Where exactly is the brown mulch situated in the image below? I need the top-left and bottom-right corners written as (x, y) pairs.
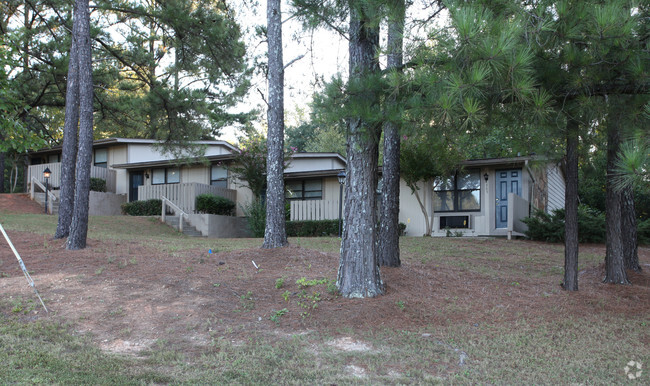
top-left (0, 193), bottom-right (648, 355)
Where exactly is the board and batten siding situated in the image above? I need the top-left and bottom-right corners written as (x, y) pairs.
top-left (546, 163), bottom-right (565, 212)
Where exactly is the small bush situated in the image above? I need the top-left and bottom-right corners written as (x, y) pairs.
top-left (90, 178), bottom-right (106, 192)
top-left (523, 205), bottom-right (606, 243)
top-left (195, 194), bottom-right (235, 216)
top-left (242, 200), bottom-right (266, 237)
top-left (121, 199), bottom-right (162, 216)
top-left (398, 222), bottom-right (407, 236)
top-left (286, 219), bottom-right (339, 237)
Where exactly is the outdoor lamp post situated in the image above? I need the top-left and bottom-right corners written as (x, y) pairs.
top-left (43, 167), bottom-right (51, 214)
top-left (337, 170), bottom-right (346, 237)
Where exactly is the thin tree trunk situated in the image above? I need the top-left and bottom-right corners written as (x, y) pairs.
top-left (337, 2), bottom-right (384, 298)
top-left (67, 0), bottom-right (92, 250)
top-left (0, 151), bottom-right (5, 193)
top-left (378, 0), bottom-right (405, 267)
top-left (55, 5), bottom-right (81, 239)
top-left (621, 187), bottom-right (640, 271)
top-left (262, 0), bottom-right (288, 249)
top-left (603, 105), bottom-right (629, 284)
top-left (563, 119), bottom-right (579, 291)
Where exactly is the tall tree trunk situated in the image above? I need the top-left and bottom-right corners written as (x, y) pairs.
top-left (378, 0), bottom-right (405, 267)
top-left (337, 2), bottom-right (384, 298)
top-left (621, 187), bottom-right (640, 271)
top-left (66, 0), bottom-right (92, 250)
top-left (55, 7), bottom-right (81, 239)
top-left (603, 103), bottom-right (629, 284)
top-left (563, 118), bottom-right (579, 291)
top-left (0, 151), bottom-right (5, 193)
top-left (262, 0), bottom-right (288, 248)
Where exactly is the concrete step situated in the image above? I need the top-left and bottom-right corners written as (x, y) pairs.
top-left (32, 192), bottom-right (59, 214)
top-left (163, 217), bottom-right (204, 237)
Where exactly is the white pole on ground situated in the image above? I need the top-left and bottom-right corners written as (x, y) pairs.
top-left (0, 223), bottom-right (49, 313)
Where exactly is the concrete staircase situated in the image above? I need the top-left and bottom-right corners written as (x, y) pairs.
top-left (164, 216), bottom-right (204, 237)
top-left (32, 192), bottom-right (59, 215)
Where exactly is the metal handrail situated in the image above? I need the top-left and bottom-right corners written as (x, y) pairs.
top-left (161, 195), bottom-right (187, 233)
top-left (30, 177), bottom-right (57, 214)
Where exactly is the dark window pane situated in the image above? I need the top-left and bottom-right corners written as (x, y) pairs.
top-left (458, 170), bottom-right (480, 190)
top-left (433, 191), bottom-right (454, 211)
top-left (458, 190), bottom-right (480, 210)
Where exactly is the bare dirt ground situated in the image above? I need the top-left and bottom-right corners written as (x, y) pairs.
top-left (1, 193), bottom-right (649, 358)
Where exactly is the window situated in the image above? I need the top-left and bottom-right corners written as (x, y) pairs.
top-left (48, 154), bottom-right (60, 163)
top-left (94, 148), bottom-right (107, 168)
top-left (152, 167), bottom-right (180, 185)
top-left (286, 179), bottom-right (322, 200)
top-left (211, 165), bottom-right (228, 188)
top-left (433, 170), bottom-right (481, 212)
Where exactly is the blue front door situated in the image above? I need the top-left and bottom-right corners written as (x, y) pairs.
top-left (495, 169), bottom-right (522, 228)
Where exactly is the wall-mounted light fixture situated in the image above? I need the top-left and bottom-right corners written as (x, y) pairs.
top-left (484, 173), bottom-right (489, 183)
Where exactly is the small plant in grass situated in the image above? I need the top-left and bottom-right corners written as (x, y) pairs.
top-left (282, 290), bottom-right (291, 302)
top-left (213, 283), bottom-right (221, 287)
top-left (269, 308), bottom-right (288, 325)
top-left (396, 300), bottom-right (406, 311)
top-left (296, 277), bottom-right (328, 288)
top-left (129, 258), bottom-right (137, 265)
top-left (326, 280), bottom-right (338, 295)
top-left (239, 291), bottom-right (255, 310)
top-left (297, 290), bottom-right (321, 319)
top-left (95, 266), bottom-right (105, 275)
top-left (275, 277), bottom-right (285, 289)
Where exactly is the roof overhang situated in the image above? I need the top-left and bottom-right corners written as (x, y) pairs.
top-left (460, 155), bottom-right (534, 168)
top-left (284, 168), bottom-right (345, 179)
top-left (111, 154), bottom-right (236, 170)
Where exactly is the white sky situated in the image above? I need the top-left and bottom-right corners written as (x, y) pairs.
top-left (222, 1), bottom-right (349, 144)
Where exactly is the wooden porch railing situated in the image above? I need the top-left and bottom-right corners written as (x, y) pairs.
top-left (30, 177), bottom-right (57, 214)
top-left (28, 162), bottom-right (117, 193)
top-left (289, 199), bottom-right (340, 221)
top-left (138, 183), bottom-right (237, 214)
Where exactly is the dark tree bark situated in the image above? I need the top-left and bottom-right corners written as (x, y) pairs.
top-left (603, 106), bottom-right (629, 284)
top-left (0, 151), bottom-right (5, 193)
top-left (262, 0), bottom-right (288, 249)
top-left (563, 118), bottom-right (579, 291)
top-left (378, 0), bottom-right (405, 268)
top-left (66, 0), bottom-right (93, 250)
top-left (55, 5), bottom-right (81, 239)
top-left (621, 187), bottom-right (640, 271)
top-left (337, 2), bottom-right (384, 298)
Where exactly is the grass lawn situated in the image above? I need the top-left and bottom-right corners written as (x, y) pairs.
top-left (0, 211), bottom-right (648, 384)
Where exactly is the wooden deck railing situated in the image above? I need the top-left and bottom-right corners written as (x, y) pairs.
top-left (289, 200), bottom-right (340, 221)
top-left (138, 183), bottom-right (237, 214)
top-left (28, 163), bottom-right (117, 193)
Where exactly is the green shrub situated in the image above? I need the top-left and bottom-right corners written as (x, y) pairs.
top-left (398, 222), bottom-right (407, 236)
top-left (90, 178), bottom-right (106, 192)
top-left (121, 199), bottom-right (162, 216)
top-left (523, 205), bottom-right (606, 243)
top-left (195, 194), bottom-right (235, 216)
top-left (286, 219), bottom-right (339, 237)
top-left (242, 200), bottom-right (266, 237)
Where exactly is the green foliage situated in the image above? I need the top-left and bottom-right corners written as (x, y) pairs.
top-left (275, 277), bottom-right (285, 289)
top-left (523, 205), bottom-right (606, 243)
top-left (296, 277), bottom-right (328, 288)
top-left (398, 222), bottom-right (407, 236)
top-left (195, 194), bottom-right (235, 216)
top-left (241, 200), bottom-right (266, 237)
top-left (269, 308), bottom-right (288, 325)
top-left (121, 200), bottom-right (162, 216)
top-left (638, 219), bottom-right (650, 245)
top-left (286, 220), bottom-right (339, 237)
top-left (89, 178), bottom-right (106, 192)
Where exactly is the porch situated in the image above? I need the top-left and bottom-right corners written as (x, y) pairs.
top-left (138, 182), bottom-right (237, 215)
top-left (28, 162), bottom-right (117, 193)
